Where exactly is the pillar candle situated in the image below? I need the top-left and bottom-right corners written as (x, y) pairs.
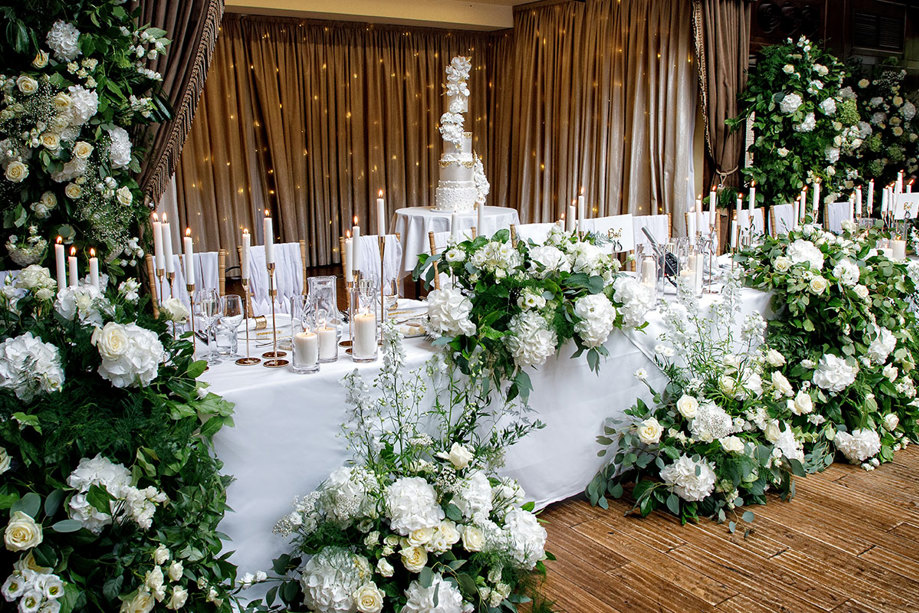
top-left (867, 179), bottom-right (874, 216)
top-left (344, 237), bottom-right (353, 283)
top-left (748, 182), bottom-right (756, 214)
top-left (152, 214), bottom-right (164, 272)
top-left (318, 326), bottom-right (337, 361)
top-left (54, 238), bottom-right (66, 292)
top-left (892, 239), bottom-right (907, 260)
top-left (241, 229), bottom-right (251, 280)
top-left (161, 215), bottom-right (174, 275)
top-left (88, 248), bottom-right (99, 289)
top-left (566, 204), bottom-right (576, 232)
top-left (477, 202), bottom-right (485, 235)
top-left (640, 256), bottom-right (656, 287)
top-left (293, 331), bottom-right (319, 368)
top-left (183, 229), bottom-right (195, 286)
top-left (352, 220), bottom-right (361, 273)
top-left (376, 191), bottom-right (386, 238)
top-left (451, 212), bottom-right (460, 241)
top-left (353, 311), bottom-right (377, 359)
top-left (263, 213), bottom-right (275, 264)
top-left (68, 247), bottom-right (78, 288)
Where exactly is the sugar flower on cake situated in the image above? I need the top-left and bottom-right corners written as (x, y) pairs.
top-left (438, 112), bottom-right (464, 146)
top-left (299, 547), bottom-right (373, 613)
top-left (402, 574), bottom-right (464, 613)
top-left (92, 322), bottom-right (165, 388)
top-left (426, 287), bottom-right (476, 338)
top-left (0, 332), bottom-right (64, 401)
top-left (812, 353), bottom-right (858, 393)
top-left (612, 276), bottom-right (654, 328)
top-left (660, 455), bottom-right (717, 502)
top-left (786, 239), bottom-right (824, 270)
top-left (505, 311), bottom-right (557, 368)
top-left (573, 293), bottom-right (617, 348)
top-left (834, 428), bottom-right (881, 463)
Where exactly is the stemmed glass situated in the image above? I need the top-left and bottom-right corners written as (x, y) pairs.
top-left (195, 289), bottom-right (223, 364)
top-left (219, 295), bottom-right (244, 357)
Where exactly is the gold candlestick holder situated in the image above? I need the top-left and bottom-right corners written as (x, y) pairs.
top-left (187, 284), bottom-right (198, 358)
top-left (378, 236), bottom-right (386, 346)
top-left (236, 279), bottom-right (261, 366)
top-left (340, 279), bottom-right (354, 349)
top-left (263, 262), bottom-right (289, 367)
top-left (166, 272), bottom-right (175, 299)
top-left (155, 268), bottom-right (165, 304)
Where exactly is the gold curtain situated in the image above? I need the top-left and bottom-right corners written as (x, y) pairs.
top-left (178, 16), bottom-right (499, 267)
top-left (693, 0), bottom-right (752, 188)
top-left (492, 0), bottom-right (698, 232)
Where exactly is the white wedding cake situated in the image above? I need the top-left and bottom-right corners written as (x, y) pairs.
top-left (434, 56), bottom-right (489, 213)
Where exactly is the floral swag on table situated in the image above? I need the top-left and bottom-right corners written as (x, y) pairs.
top-left (249, 325), bottom-right (553, 613)
top-left (0, 1), bottom-right (171, 271)
top-left (0, 268), bottom-right (239, 612)
top-left (413, 227), bottom-right (654, 401)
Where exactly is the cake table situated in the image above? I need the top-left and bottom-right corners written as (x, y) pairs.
top-left (393, 205), bottom-right (520, 274)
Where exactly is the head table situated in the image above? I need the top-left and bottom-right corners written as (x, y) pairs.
top-left (202, 286), bottom-right (772, 576)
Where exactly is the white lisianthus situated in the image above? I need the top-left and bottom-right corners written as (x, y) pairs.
top-left (385, 477), bottom-right (445, 535)
top-left (573, 293), bottom-right (617, 348)
top-left (0, 332), bottom-right (64, 401)
top-left (5, 161), bottom-right (28, 183)
top-left (719, 436), bottom-right (745, 453)
top-left (637, 417), bottom-right (663, 445)
top-left (516, 288), bottom-right (546, 311)
top-left (444, 247), bottom-right (464, 263)
top-left (780, 92), bottom-right (803, 114)
top-left (4, 511), bottom-right (43, 552)
top-left (813, 354), bottom-right (858, 393)
top-left (46, 21), bottom-right (81, 61)
top-left (426, 287), bottom-right (475, 338)
top-left (835, 428), bottom-right (881, 463)
top-left (91, 322), bottom-right (164, 388)
top-left (676, 394), bottom-right (698, 419)
top-left (353, 583), bottom-right (384, 613)
top-left (660, 455), bottom-right (716, 502)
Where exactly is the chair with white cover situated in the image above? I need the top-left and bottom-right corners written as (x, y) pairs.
top-left (581, 214), bottom-right (636, 253)
top-left (824, 201), bottom-right (852, 234)
top-left (769, 204), bottom-right (795, 237)
top-left (355, 234), bottom-right (403, 295)
top-left (245, 243), bottom-right (305, 316)
top-left (160, 251), bottom-right (222, 310)
top-left (632, 214), bottom-right (671, 248)
top-left (514, 222), bottom-right (558, 245)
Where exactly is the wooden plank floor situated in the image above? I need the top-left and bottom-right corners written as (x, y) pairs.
top-left (538, 445), bottom-right (919, 612)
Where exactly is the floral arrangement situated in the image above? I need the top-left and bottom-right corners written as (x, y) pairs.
top-left (413, 227), bottom-right (653, 401)
top-left (255, 325), bottom-right (552, 612)
top-left (729, 37), bottom-right (862, 207)
top-left (843, 60), bottom-right (919, 185)
top-left (0, 268), bottom-right (239, 611)
top-left (587, 271), bottom-right (802, 528)
top-left (739, 223), bottom-right (919, 470)
top-left (0, 1), bottom-right (171, 270)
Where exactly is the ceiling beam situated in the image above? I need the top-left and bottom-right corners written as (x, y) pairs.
top-left (224, 0), bottom-right (516, 30)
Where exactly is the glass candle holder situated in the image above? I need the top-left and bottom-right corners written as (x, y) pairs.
top-left (290, 298), bottom-right (319, 374)
top-left (352, 279), bottom-right (378, 362)
top-left (309, 276), bottom-right (342, 362)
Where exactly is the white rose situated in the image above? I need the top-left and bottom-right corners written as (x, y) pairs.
top-left (16, 76), bottom-right (38, 95)
top-left (32, 50), bottom-right (49, 69)
top-left (5, 161), bottom-right (28, 183)
top-left (161, 298), bottom-right (189, 323)
top-left (853, 284), bottom-right (869, 300)
top-left (778, 147), bottom-right (790, 157)
top-left (765, 349), bottom-right (786, 367)
top-left (883, 413), bottom-right (899, 431)
top-left (121, 589), bottom-right (156, 613)
top-left (719, 436), bottom-right (745, 453)
top-left (73, 141), bottom-right (93, 159)
top-left (676, 394), bottom-right (698, 419)
top-left (52, 92), bottom-right (72, 112)
top-left (783, 64), bottom-right (795, 74)
top-left (92, 322), bottom-right (130, 360)
top-left (637, 417), bottom-right (663, 445)
top-left (446, 442), bottom-right (473, 470)
top-left (400, 546), bottom-right (428, 573)
top-left (407, 527), bottom-right (434, 547)
top-left (774, 256), bottom-right (792, 272)
top-left (40, 132), bottom-right (60, 150)
top-left (4, 511), bottom-right (42, 551)
top-left (116, 186), bottom-right (133, 206)
top-left (153, 545), bottom-right (170, 565)
top-left (461, 525), bottom-right (484, 551)
top-left (771, 371), bottom-right (794, 397)
top-left (167, 560), bottom-right (183, 582)
top-left (763, 420), bottom-right (782, 443)
top-left (883, 364), bottom-right (898, 382)
top-left (376, 558), bottom-right (394, 577)
top-left (64, 183), bottom-right (82, 199)
top-left (353, 582), bottom-right (384, 613)
top-left (166, 586), bottom-right (188, 610)
top-left (791, 390), bottom-right (813, 415)
top-left (808, 276), bottom-right (828, 295)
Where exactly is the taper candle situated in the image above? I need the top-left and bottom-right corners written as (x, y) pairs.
top-left (54, 237), bottom-right (66, 292)
top-left (241, 229), bottom-right (251, 280)
top-left (577, 188), bottom-right (586, 226)
top-left (748, 182), bottom-right (756, 214)
top-left (184, 228), bottom-right (195, 286)
top-left (344, 237), bottom-right (353, 283)
top-left (352, 218), bottom-right (361, 273)
top-left (88, 248), bottom-right (99, 289)
top-left (68, 247), bottom-right (78, 288)
top-left (152, 213), bottom-right (164, 272)
top-left (708, 186), bottom-right (717, 228)
top-left (162, 214), bottom-right (174, 275)
top-left (376, 190), bottom-right (386, 238)
top-left (451, 212), bottom-right (460, 241)
top-left (867, 179), bottom-right (875, 216)
top-left (263, 211), bottom-right (275, 264)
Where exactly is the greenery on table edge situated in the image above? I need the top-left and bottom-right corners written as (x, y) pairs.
top-left (247, 324), bottom-right (554, 613)
top-left (0, 270), bottom-right (239, 612)
top-left (412, 227), bottom-right (653, 403)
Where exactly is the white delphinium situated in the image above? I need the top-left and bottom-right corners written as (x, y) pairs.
top-left (867, 327), bottom-right (896, 364)
top-left (812, 353), bottom-right (858, 393)
top-left (92, 322), bottom-right (164, 388)
top-left (780, 93), bottom-right (803, 114)
top-left (505, 311), bottom-right (557, 368)
top-left (46, 21), bottom-right (81, 61)
top-left (612, 276), bottom-right (654, 328)
top-left (660, 455), bottom-right (717, 502)
top-left (470, 241), bottom-right (521, 278)
top-left (452, 470), bottom-right (493, 520)
top-left (426, 287), bottom-right (475, 337)
top-left (0, 332), bottom-right (64, 401)
top-left (786, 239), bottom-right (824, 270)
top-left (299, 547), bottom-right (373, 613)
top-left (319, 466), bottom-right (374, 526)
top-left (688, 401), bottom-right (734, 443)
top-left (834, 428), bottom-right (881, 463)
top-left (402, 574), bottom-right (464, 613)
top-left (573, 293), bottom-right (617, 348)
top-left (106, 126), bottom-right (132, 169)
top-left (54, 284), bottom-right (106, 324)
top-left (385, 477), bottom-right (445, 536)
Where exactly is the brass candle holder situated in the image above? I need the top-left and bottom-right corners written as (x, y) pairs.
top-left (263, 262), bottom-right (289, 367)
top-left (187, 283), bottom-right (197, 358)
top-left (378, 236), bottom-right (386, 346)
top-left (340, 278), bottom-right (354, 349)
top-left (236, 279), bottom-right (261, 366)
top-left (166, 272), bottom-right (175, 299)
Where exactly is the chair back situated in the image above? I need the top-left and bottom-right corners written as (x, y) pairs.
top-left (514, 222), bottom-right (557, 245)
top-left (581, 214), bottom-right (635, 253)
top-left (245, 243), bottom-right (305, 316)
top-left (428, 231), bottom-right (452, 255)
top-left (824, 201), bottom-right (851, 233)
top-left (632, 214), bottom-right (671, 247)
top-left (770, 204), bottom-right (795, 237)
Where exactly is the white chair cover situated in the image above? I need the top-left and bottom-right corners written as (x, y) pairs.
top-left (581, 215), bottom-right (635, 253)
top-left (246, 243), bottom-right (304, 316)
top-left (825, 201), bottom-right (851, 233)
top-left (515, 223), bottom-right (557, 245)
top-left (158, 251), bottom-right (220, 311)
top-left (632, 215), bottom-right (671, 247)
top-left (356, 234), bottom-right (403, 288)
top-left (770, 204), bottom-right (795, 236)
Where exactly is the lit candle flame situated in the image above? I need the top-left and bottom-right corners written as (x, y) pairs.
top-left (162, 213), bottom-right (168, 223)
top-left (264, 210), bottom-right (270, 218)
top-left (152, 212), bottom-right (159, 222)
top-left (70, 247), bottom-right (76, 256)
top-left (346, 230), bottom-right (351, 239)
top-left (579, 186), bottom-right (584, 195)
top-left (185, 228), bottom-right (191, 237)
top-left (353, 215), bottom-right (358, 225)
top-left (378, 189), bottom-right (383, 198)
top-left (56, 236), bottom-right (62, 244)
top-left (90, 248), bottom-right (95, 257)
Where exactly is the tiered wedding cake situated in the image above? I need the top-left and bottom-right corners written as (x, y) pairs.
top-left (434, 56), bottom-right (489, 213)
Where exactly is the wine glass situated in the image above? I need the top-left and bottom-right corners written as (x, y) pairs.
top-left (195, 289), bottom-right (222, 364)
top-left (219, 295), bottom-right (244, 357)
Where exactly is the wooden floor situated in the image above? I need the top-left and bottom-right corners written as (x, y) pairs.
top-left (538, 445), bottom-right (919, 613)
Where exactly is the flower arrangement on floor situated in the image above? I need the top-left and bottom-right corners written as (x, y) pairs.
top-left (0, 268), bottom-right (238, 611)
top-left (587, 271), bottom-right (802, 528)
top-left (0, 1), bottom-right (171, 269)
top-left (843, 60), bottom-right (919, 185)
top-left (729, 36), bottom-right (862, 206)
top-left (256, 325), bottom-right (552, 613)
top-left (739, 223), bottom-right (919, 470)
top-left (413, 227), bottom-right (653, 401)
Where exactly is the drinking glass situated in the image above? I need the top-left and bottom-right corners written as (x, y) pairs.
top-left (218, 295), bottom-right (244, 357)
top-left (196, 289), bottom-right (222, 365)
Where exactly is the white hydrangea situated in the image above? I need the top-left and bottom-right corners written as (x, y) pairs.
top-left (660, 455), bottom-right (717, 502)
top-left (835, 428), bottom-right (881, 463)
top-left (402, 574), bottom-right (464, 613)
top-left (689, 401), bottom-right (734, 443)
top-left (299, 547), bottom-right (372, 613)
top-left (780, 93), bottom-right (803, 114)
top-left (426, 288), bottom-right (475, 337)
top-left (452, 470), bottom-right (493, 520)
top-left (0, 332), bottom-right (64, 401)
top-left (612, 276), bottom-right (654, 328)
top-left (786, 239), bottom-right (824, 270)
top-left (66, 85), bottom-right (98, 126)
top-left (106, 126), bottom-right (132, 169)
top-left (812, 353), bottom-right (858, 393)
top-left (573, 293), bottom-right (617, 348)
top-left (385, 477), bottom-right (445, 536)
top-left (15, 265), bottom-right (56, 300)
top-left (867, 328), bottom-right (896, 364)
top-left (67, 455), bottom-right (165, 533)
top-left (901, 100), bottom-right (916, 121)
top-left (818, 98), bottom-right (836, 115)
top-left (795, 112), bottom-right (816, 133)
top-left (527, 245), bottom-right (571, 277)
top-left (46, 21), bottom-right (81, 61)
top-left (568, 241), bottom-right (606, 276)
top-left (505, 311), bottom-right (557, 368)
top-left (91, 322), bottom-right (164, 388)
top-left (502, 507), bottom-right (547, 569)
top-left (832, 258), bottom-right (859, 286)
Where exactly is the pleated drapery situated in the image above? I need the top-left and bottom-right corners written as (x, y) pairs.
top-left (177, 1), bottom-right (699, 264)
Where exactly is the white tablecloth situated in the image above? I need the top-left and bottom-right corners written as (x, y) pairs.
top-left (205, 285), bottom-right (772, 576)
top-left (393, 206), bottom-right (520, 274)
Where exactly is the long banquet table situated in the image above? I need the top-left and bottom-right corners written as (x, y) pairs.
top-left (203, 286), bottom-right (773, 576)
